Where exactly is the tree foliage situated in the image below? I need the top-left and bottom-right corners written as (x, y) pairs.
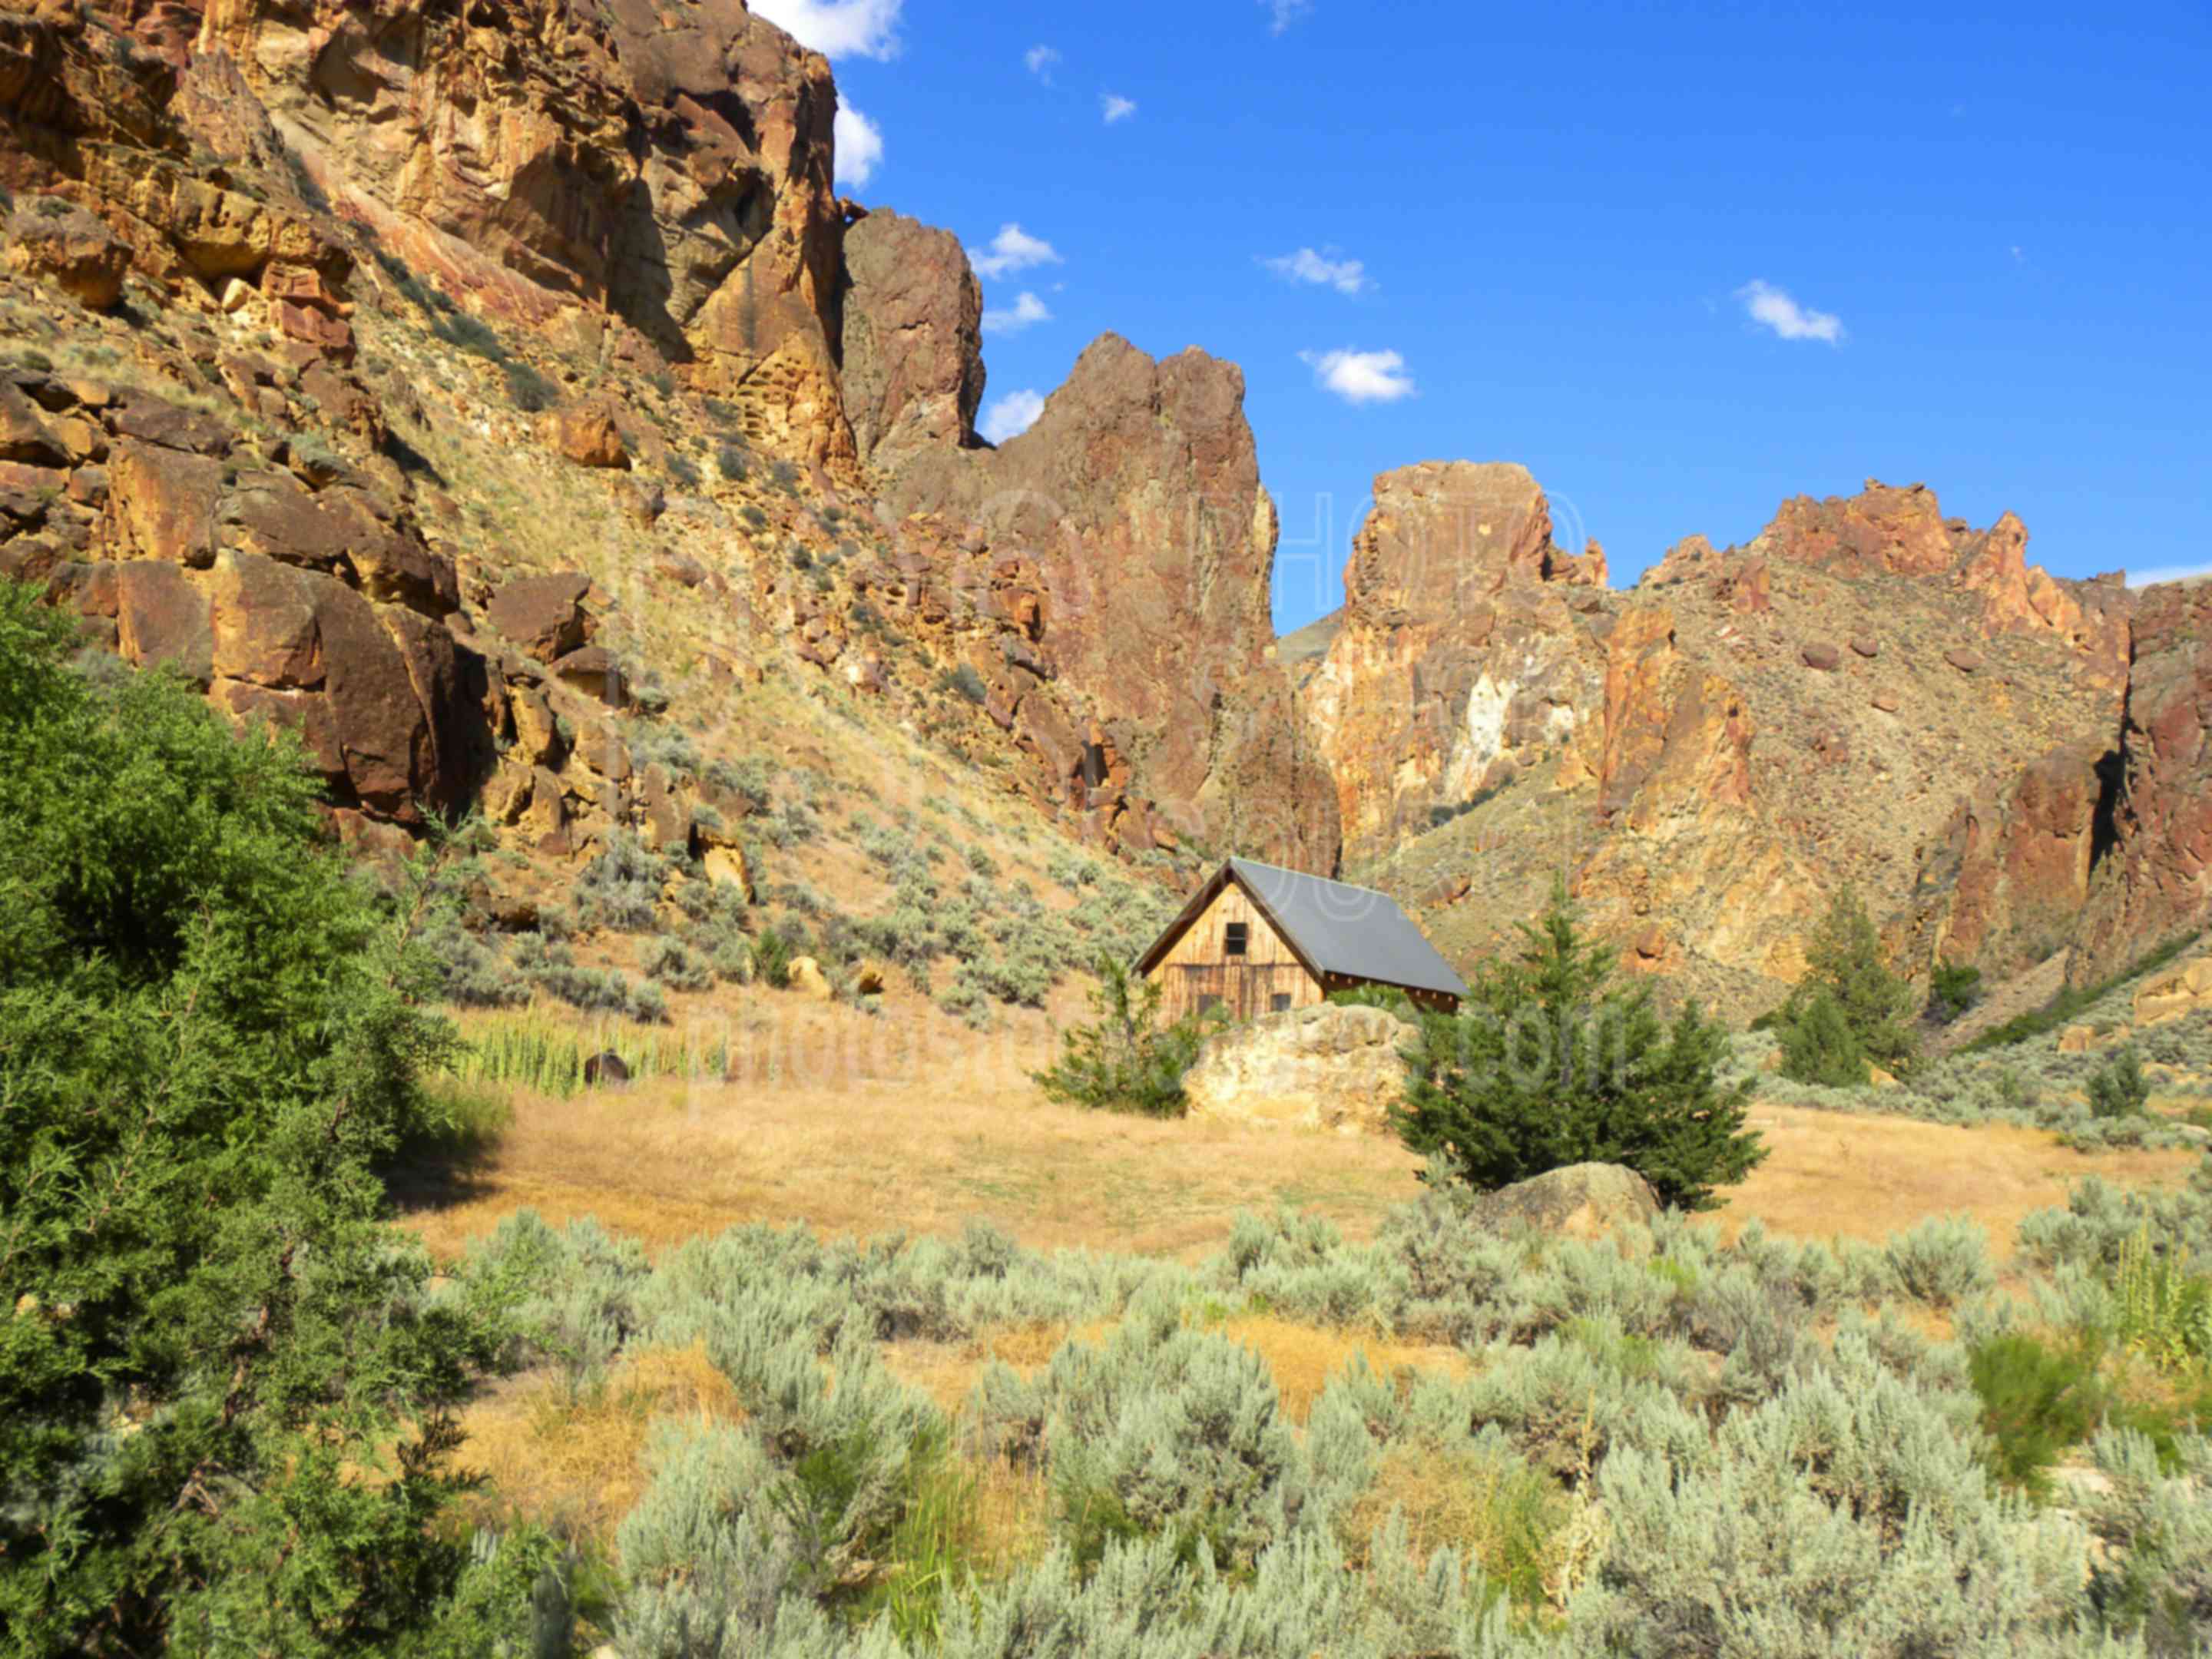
top-left (0, 586), bottom-right (549, 1656)
top-left (1774, 886), bottom-right (1918, 1083)
top-left (1388, 879), bottom-right (1766, 1210)
top-left (2088, 1044), bottom-right (2153, 1120)
top-left (1031, 958), bottom-right (1220, 1118)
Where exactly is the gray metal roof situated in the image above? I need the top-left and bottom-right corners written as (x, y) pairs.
top-left (1140, 857), bottom-right (1469, 999)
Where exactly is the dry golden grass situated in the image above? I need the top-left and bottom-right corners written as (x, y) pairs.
top-left (398, 1050), bottom-right (2200, 1272)
top-left (1211, 1315), bottom-right (1470, 1423)
top-left (453, 1341), bottom-right (743, 1548)
top-left (1710, 1104), bottom-right (2197, 1256)
top-left (1337, 1440), bottom-right (1566, 1609)
top-left (396, 1005), bottom-right (1426, 1263)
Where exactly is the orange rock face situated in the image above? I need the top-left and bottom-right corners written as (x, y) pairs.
top-left (1302, 462), bottom-right (1610, 863)
top-left (886, 335), bottom-right (1339, 869)
top-left (2070, 583), bottom-right (2212, 985)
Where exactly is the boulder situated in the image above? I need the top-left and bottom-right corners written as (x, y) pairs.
top-left (1799, 641), bottom-right (1841, 671)
top-left (1182, 1003), bottom-right (1413, 1134)
top-left (487, 571), bottom-right (592, 661)
top-left (581, 1051), bottom-right (630, 1088)
top-left (1850, 636), bottom-right (1880, 658)
top-left (1945, 647), bottom-right (1986, 674)
top-left (789, 955), bottom-right (834, 1001)
top-left (1468, 1162), bottom-right (1662, 1246)
top-left (2133, 955), bottom-right (2212, 1027)
top-left (5, 202), bottom-right (128, 310)
top-left (554, 404), bottom-right (628, 469)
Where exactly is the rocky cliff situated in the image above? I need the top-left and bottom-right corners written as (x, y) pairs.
top-left (0, 0), bottom-right (1334, 875)
top-left (3, 0), bottom-right (2206, 1013)
top-left (1308, 471), bottom-right (2158, 1009)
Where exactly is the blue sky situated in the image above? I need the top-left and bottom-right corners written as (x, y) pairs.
top-left (757, 0), bottom-right (2212, 634)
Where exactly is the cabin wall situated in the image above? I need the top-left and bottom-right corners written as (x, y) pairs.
top-left (1148, 883), bottom-right (1324, 1023)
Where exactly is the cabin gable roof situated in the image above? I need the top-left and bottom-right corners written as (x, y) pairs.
top-left (1136, 857), bottom-right (1469, 1001)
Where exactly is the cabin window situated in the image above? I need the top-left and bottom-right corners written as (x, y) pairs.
top-left (1224, 922), bottom-right (1249, 957)
top-left (1270, 993), bottom-right (1292, 1012)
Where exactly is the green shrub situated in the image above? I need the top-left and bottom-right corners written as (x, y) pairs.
top-left (2112, 1226), bottom-right (2212, 1369)
top-left (937, 664), bottom-right (988, 705)
top-left (1968, 1331), bottom-right (2109, 1493)
top-left (576, 830), bottom-right (670, 932)
top-left (2089, 1044), bottom-right (2154, 1119)
top-left (0, 583), bottom-right (553, 1651)
top-left (1031, 959), bottom-right (1219, 1117)
top-left (1775, 985), bottom-right (1869, 1085)
top-left (753, 925), bottom-right (794, 990)
top-left (502, 359), bottom-right (560, 412)
top-left (1390, 878), bottom-right (1766, 1210)
top-left (1929, 962), bottom-right (1985, 1024)
top-left (644, 935), bottom-right (714, 994)
top-left (1884, 1214), bottom-right (1998, 1308)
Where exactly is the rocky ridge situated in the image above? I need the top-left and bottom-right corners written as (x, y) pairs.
top-left (1, 0), bottom-right (2206, 1015)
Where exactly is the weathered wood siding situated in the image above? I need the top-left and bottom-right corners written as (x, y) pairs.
top-left (1147, 882), bottom-right (1324, 1022)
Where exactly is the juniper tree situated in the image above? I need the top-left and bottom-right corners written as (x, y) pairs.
top-left (1031, 958), bottom-right (1219, 1118)
top-left (1775, 885), bottom-right (1918, 1082)
top-left (1389, 878), bottom-right (1766, 1210)
top-left (0, 585), bottom-right (552, 1655)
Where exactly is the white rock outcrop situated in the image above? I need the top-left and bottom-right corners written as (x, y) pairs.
top-left (1183, 1003), bottom-right (1414, 1134)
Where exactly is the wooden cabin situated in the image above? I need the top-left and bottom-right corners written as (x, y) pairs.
top-left (1134, 857), bottom-right (1468, 1022)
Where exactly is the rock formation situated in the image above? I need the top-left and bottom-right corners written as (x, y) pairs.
top-left (838, 208), bottom-right (984, 473)
top-left (2070, 582), bottom-right (2212, 984)
top-left (883, 335), bottom-right (1340, 869)
top-left (1301, 461), bottom-right (1610, 863)
top-left (1306, 473), bottom-right (2146, 1009)
top-left (11, 367), bottom-right (491, 827)
top-left (6, 0), bottom-right (2210, 1018)
top-left (1182, 1003), bottom-right (1413, 1133)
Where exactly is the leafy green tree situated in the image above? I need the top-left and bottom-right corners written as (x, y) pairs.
top-left (1776, 986), bottom-right (1869, 1087)
top-left (1928, 962), bottom-right (1984, 1025)
top-left (2088, 1044), bottom-right (2153, 1120)
top-left (1389, 879), bottom-right (1766, 1210)
top-left (0, 586), bottom-right (552, 1656)
top-left (1032, 958), bottom-right (1220, 1118)
top-left (1775, 886), bottom-right (1917, 1083)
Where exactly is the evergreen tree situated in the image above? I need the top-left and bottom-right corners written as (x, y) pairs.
top-left (0, 586), bottom-right (553, 1656)
top-left (1389, 879), bottom-right (1766, 1210)
top-left (2088, 1044), bottom-right (2152, 1120)
top-left (1777, 986), bottom-right (1869, 1087)
top-left (1032, 957), bottom-right (1220, 1117)
top-left (1775, 886), bottom-right (1917, 1083)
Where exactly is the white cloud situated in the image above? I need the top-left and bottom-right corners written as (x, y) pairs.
top-left (833, 102), bottom-right (882, 187)
top-left (2127, 563), bottom-right (2212, 589)
top-left (1101, 93), bottom-right (1137, 124)
top-left (1736, 279), bottom-right (1844, 344)
top-left (969, 223), bottom-right (1062, 280)
top-left (1262, 0), bottom-right (1313, 33)
top-left (1263, 247), bottom-right (1367, 295)
top-left (981, 389), bottom-right (1047, 444)
top-left (749, 0), bottom-right (902, 59)
top-left (982, 291), bottom-right (1051, 336)
top-left (1300, 347), bottom-right (1415, 404)
top-left (1025, 44), bottom-right (1059, 81)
